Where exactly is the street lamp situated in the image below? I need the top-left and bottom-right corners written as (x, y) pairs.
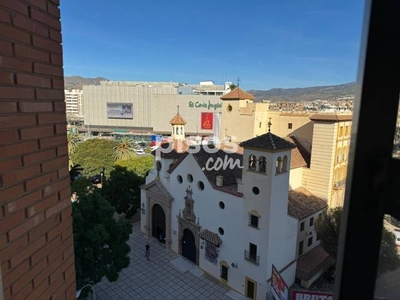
top-left (76, 284), bottom-right (96, 299)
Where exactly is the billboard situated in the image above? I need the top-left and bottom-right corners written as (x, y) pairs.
top-left (271, 264), bottom-right (289, 300)
top-left (201, 112), bottom-right (213, 130)
top-left (107, 103), bottom-right (133, 119)
top-left (291, 290), bottom-right (387, 300)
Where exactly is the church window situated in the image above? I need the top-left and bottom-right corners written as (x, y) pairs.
top-left (282, 156), bottom-right (288, 172)
top-left (276, 157), bottom-right (282, 173)
top-left (187, 174), bottom-right (193, 183)
top-left (177, 175), bottom-right (183, 184)
top-left (219, 201), bottom-right (225, 209)
top-left (252, 187), bottom-right (260, 195)
top-left (218, 227), bottom-right (225, 235)
top-left (259, 156), bottom-right (266, 173)
top-left (198, 181), bottom-right (205, 190)
top-left (249, 155), bottom-right (257, 170)
top-left (227, 104), bottom-right (232, 112)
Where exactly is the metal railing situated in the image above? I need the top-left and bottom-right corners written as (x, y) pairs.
top-left (244, 250), bottom-right (259, 265)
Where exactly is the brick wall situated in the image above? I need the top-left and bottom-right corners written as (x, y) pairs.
top-left (0, 0), bottom-right (76, 299)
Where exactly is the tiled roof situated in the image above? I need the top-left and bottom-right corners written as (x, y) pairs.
top-left (220, 87), bottom-right (255, 100)
top-left (284, 137), bottom-right (309, 169)
top-left (198, 229), bottom-right (222, 246)
top-left (170, 113), bottom-right (187, 125)
top-left (239, 132), bottom-right (296, 151)
top-left (310, 114), bottom-right (352, 122)
top-left (151, 141), bottom-right (188, 159)
top-left (288, 187), bottom-right (327, 219)
top-left (296, 245), bottom-right (334, 281)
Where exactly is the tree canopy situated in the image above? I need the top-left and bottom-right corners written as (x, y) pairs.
top-left (102, 166), bottom-right (145, 218)
top-left (115, 155), bottom-right (154, 177)
top-left (70, 139), bottom-right (117, 177)
top-left (113, 137), bottom-right (138, 161)
top-left (315, 207), bottom-right (400, 275)
top-left (72, 185), bottom-right (132, 289)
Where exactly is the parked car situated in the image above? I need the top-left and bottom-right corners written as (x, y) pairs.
top-left (136, 149), bottom-right (145, 155)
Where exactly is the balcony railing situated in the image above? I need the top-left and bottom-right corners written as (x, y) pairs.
top-left (244, 250), bottom-right (259, 265)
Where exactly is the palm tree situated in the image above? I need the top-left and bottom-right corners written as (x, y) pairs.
top-left (114, 137), bottom-right (137, 161)
top-left (67, 132), bottom-right (80, 156)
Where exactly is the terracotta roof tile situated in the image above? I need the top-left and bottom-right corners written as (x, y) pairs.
top-left (310, 113), bottom-right (352, 122)
top-left (288, 187), bottom-right (327, 219)
top-left (170, 113), bottom-right (187, 125)
top-left (239, 132), bottom-right (296, 151)
top-left (220, 87), bottom-right (255, 100)
top-left (296, 245), bottom-right (334, 280)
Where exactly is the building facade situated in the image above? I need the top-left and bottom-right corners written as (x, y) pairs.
top-left (64, 89), bottom-right (83, 116)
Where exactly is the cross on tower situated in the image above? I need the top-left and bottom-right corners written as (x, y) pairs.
top-left (237, 77), bottom-right (241, 87)
top-left (267, 117), bottom-right (272, 132)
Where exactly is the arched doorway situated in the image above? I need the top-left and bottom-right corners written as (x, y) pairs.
top-left (182, 228), bottom-right (196, 264)
top-left (152, 204), bottom-right (166, 244)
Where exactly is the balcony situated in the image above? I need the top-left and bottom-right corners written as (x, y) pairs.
top-left (244, 250), bottom-right (260, 265)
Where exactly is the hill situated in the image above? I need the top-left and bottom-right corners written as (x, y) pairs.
top-left (248, 82), bottom-right (356, 102)
top-left (64, 76), bottom-right (108, 90)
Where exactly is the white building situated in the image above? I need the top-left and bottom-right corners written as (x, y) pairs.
top-left (140, 114), bottom-right (328, 299)
top-left (64, 89), bottom-right (83, 116)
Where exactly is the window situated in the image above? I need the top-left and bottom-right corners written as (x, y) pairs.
top-left (198, 181), bottom-right (204, 190)
top-left (220, 265), bottom-right (228, 281)
top-left (187, 174), bottom-right (193, 183)
top-left (309, 217), bottom-right (314, 227)
top-left (227, 104), bottom-right (232, 112)
top-left (275, 157), bottom-right (282, 173)
top-left (219, 201), bottom-right (225, 209)
top-left (308, 236), bottom-right (313, 247)
top-left (345, 126), bottom-right (349, 135)
top-left (177, 175), bottom-right (183, 184)
top-left (259, 156), bottom-right (266, 173)
top-left (259, 121), bottom-right (262, 128)
top-left (249, 215), bottom-right (259, 228)
top-left (249, 154), bottom-right (257, 170)
top-left (252, 187), bottom-right (260, 195)
top-left (339, 126), bottom-right (343, 137)
top-left (300, 222), bottom-right (305, 232)
top-left (249, 243), bottom-right (257, 260)
top-left (298, 241), bottom-right (304, 256)
top-left (288, 123), bottom-right (293, 129)
top-left (218, 227), bottom-right (224, 235)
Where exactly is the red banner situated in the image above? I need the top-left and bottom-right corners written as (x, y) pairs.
top-left (271, 264), bottom-right (289, 300)
top-left (201, 112), bottom-right (213, 130)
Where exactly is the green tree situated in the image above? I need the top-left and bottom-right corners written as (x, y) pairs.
top-left (67, 132), bottom-right (80, 156)
top-left (115, 155), bottom-right (154, 177)
top-left (70, 139), bottom-right (117, 177)
top-left (113, 137), bottom-right (137, 161)
top-left (315, 207), bottom-right (400, 275)
top-left (229, 83), bottom-right (237, 90)
top-left (73, 187), bottom-right (132, 290)
top-left (102, 166), bottom-right (144, 218)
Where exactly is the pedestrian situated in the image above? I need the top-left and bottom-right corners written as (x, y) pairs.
top-left (145, 243), bottom-right (150, 261)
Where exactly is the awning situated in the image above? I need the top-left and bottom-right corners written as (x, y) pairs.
top-left (199, 229), bottom-right (222, 247)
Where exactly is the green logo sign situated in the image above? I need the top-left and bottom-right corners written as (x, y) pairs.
top-left (188, 100), bottom-right (222, 110)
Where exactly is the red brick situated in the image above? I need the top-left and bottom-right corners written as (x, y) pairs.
top-left (49, 28), bottom-right (61, 42)
top-left (5, 189), bottom-right (42, 214)
top-left (23, 149), bottom-right (56, 166)
top-left (45, 199), bottom-right (70, 219)
top-left (0, 210), bottom-right (25, 235)
top-left (0, 115), bottom-right (36, 128)
top-left (50, 0), bottom-right (60, 6)
top-left (0, 0), bottom-right (29, 16)
top-left (25, 0), bottom-right (47, 11)
top-left (21, 125), bottom-right (54, 139)
top-left (1, 56), bottom-right (32, 72)
top-left (31, 235), bottom-right (61, 266)
top-left (52, 78), bottom-right (64, 90)
top-left (27, 194), bottom-right (57, 217)
top-left (41, 156), bottom-right (67, 172)
top-left (17, 74), bottom-right (52, 88)
top-left (25, 171), bottom-right (57, 191)
top-left (50, 54), bottom-right (63, 66)
top-left (29, 214), bottom-right (59, 241)
top-left (11, 278), bottom-right (34, 300)
top-left (58, 186), bottom-right (71, 200)
top-left (55, 123), bottom-right (67, 133)
top-left (0, 157), bottom-right (22, 173)
top-left (32, 35), bottom-right (62, 54)
top-left (0, 40), bottom-right (13, 55)
top-left (0, 86), bottom-right (34, 99)
top-left (0, 235), bottom-right (27, 262)
top-left (0, 184), bottom-right (24, 202)
top-left (8, 213), bottom-right (45, 241)
top-left (47, 3), bottom-right (60, 19)
top-left (2, 165), bottom-right (40, 186)
top-left (2, 260), bottom-right (30, 289)
top-left (0, 141), bottom-right (38, 158)
top-left (15, 44), bottom-right (50, 62)
top-left (56, 145), bottom-right (68, 156)
top-left (30, 8), bottom-right (61, 30)
top-left (34, 63), bottom-right (63, 77)
top-left (0, 129), bottom-right (20, 145)
top-left (0, 102), bottom-right (18, 114)
top-left (19, 101), bottom-right (53, 113)
top-left (38, 112), bottom-right (66, 124)
top-left (25, 274), bottom-right (50, 300)
top-left (39, 135), bottom-right (66, 149)
top-left (0, 8), bottom-right (11, 23)
top-left (0, 70), bottom-right (14, 84)
top-left (12, 14), bottom-right (48, 37)
top-left (0, 23), bottom-right (30, 44)
top-left (43, 177), bottom-right (69, 197)
top-left (36, 88), bottom-right (64, 99)
top-left (10, 235), bottom-right (46, 269)
top-left (54, 101), bottom-right (66, 112)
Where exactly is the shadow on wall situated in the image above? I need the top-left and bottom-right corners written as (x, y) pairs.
top-left (290, 122), bottom-right (314, 153)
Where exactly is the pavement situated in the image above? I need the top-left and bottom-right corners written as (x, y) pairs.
top-left (93, 222), bottom-right (250, 300)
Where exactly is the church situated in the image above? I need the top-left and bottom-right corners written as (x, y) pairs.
top-left (140, 89), bottom-right (333, 299)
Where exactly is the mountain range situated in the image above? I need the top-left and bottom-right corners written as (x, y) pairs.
top-left (64, 76), bottom-right (356, 102)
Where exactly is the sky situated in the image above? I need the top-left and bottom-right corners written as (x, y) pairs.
top-left (60, 0), bottom-right (365, 90)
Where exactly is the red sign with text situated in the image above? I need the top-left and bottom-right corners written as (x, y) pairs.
top-left (291, 290), bottom-right (387, 300)
top-left (271, 264), bottom-right (289, 300)
top-left (201, 112), bottom-right (213, 130)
